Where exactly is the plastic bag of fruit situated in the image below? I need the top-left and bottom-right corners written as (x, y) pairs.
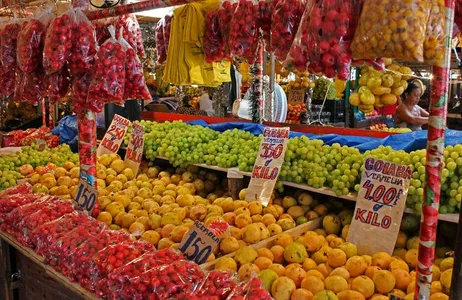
top-left (204, 10), bottom-right (224, 63)
top-left (43, 8), bottom-right (76, 74)
top-left (227, 277), bottom-right (272, 299)
top-left (217, 0), bottom-right (238, 59)
top-left (69, 8), bottom-right (97, 76)
top-left (71, 72), bottom-right (96, 113)
top-left (87, 25), bottom-right (126, 108)
top-left (0, 193), bottom-right (37, 222)
top-left (187, 270), bottom-right (238, 299)
top-left (0, 21), bottom-right (21, 71)
top-left (351, 0), bottom-right (430, 62)
top-left (17, 9), bottom-right (52, 73)
top-left (16, 67), bottom-right (49, 105)
top-left (286, 0), bottom-right (359, 80)
top-left (155, 16), bottom-right (167, 64)
top-left (259, 0), bottom-right (274, 49)
top-left (16, 200), bottom-right (75, 247)
top-left (29, 211), bottom-right (90, 255)
top-left (423, 0), bottom-right (445, 66)
top-left (44, 220), bottom-right (106, 273)
top-left (0, 68), bottom-right (15, 98)
top-left (116, 14), bottom-right (145, 58)
top-left (106, 249), bottom-right (184, 300)
top-left (228, 0), bottom-right (260, 63)
top-left (121, 34), bottom-right (151, 101)
top-left (92, 18), bottom-right (111, 45)
top-left (49, 65), bottom-right (71, 105)
top-left (0, 183), bottom-right (32, 197)
top-left (90, 239), bottom-right (155, 297)
top-left (270, 0), bottom-right (306, 61)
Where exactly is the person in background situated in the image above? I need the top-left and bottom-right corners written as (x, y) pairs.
top-left (395, 82), bottom-right (429, 131)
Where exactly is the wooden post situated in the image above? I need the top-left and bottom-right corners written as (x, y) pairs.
top-left (0, 240), bottom-right (14, 300)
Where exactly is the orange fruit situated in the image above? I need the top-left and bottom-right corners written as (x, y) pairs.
top-left (373, 270), bottom-right (396, 293)
top-left (327, 249), bottom-right (347, 268)
top-left (316, 263), bottom-right (333, 278)
top-left (429, 292), bottom-right (449, 300)
top-left (324, 275), bottom-right (349, 294)
top-left (365, 266), bottom-right (381, 279)
top-left (351, 275), bottom-right (375, 298)
top-left (285, 265), bottom-right (307, 287)
top-left (269, 263), bottom-right (286, 276)
top-left (291, 288), bottom-right (313, 300)
top-left (392, 268), bottom-right (411, 290)
top-left (346, 256), bottom-right (368, 277)
top-left (257, 248), bottom-right (274, 261)
top-left (407, 281), bottom-right (416, 294)
top-left (128, 222), bottom-right (146, 236)
top-left (405, 249), bottom-right (418, 269)
top-left (389, 289), bottom-right (406, 298)
top-left (140, 230), bottom-right (161, 246)
top-left (97, 211), bottom-right (113, 226)
top-left (329, 267), bottom-right (350, 281)
top-left (372, 252), bottom-right (393, 269)
top-left (271, 245), bottom-right (286, 264)
top-left (274, 233), bottom-right (294, 248)
top-left (255, 257), bottom-right (273, 271)
top-left (337, 290), bottom-right (365, 300)
top-left (431, 281), bottom-right (443, 294)
top-left (301, 276), bottom-right (324, 295)
top-left (306, 269), bottom-right (325, 280)
top-left (302, 258), bottom-right (317, 271)
top-left (389, 259), bottom-right (410, 272)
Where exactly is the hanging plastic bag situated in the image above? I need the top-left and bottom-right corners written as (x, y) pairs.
top-left (93, 18), bottom-right (111, 45)
top-left (88, 25), bottom-right (126, 108)
top-left (49, 65), bottom-right (71, 105)
top-left (228, 0), bottom-right (260, 63)
top-left (69, 8), bottom-right (97, 76)
top-left (351, 0), bottom-right (430, 62)
top-left (155, 17), bottom-right (167, 64)
top-left (122, 35), bottom-right (152, 101)
top-left (270, 0), bottom-right (306, 62)
top-left (17, 67), bottom-right (49, 105)
top-left (259, 0), bottom-right (274, 49)
top-left (0, 21), bottom-right (21, 70)
top-left (204, 10), bottom-right (224, 63)
top-left (17, 9), bottom-right (52, 73)
top-left (43, 8), bottom-right (76, 74)
top-left (116, 14), bottom-right (145, 58)
top-left (217, 0), bottom-right (237, 59)
top-left (424, 0), bottom-right (445, 66)
top-left (286, 0), bottom-right (357, 80)
top-left (71, 72), bottom-right (97, 112)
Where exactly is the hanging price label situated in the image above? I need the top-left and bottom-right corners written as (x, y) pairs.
top-left (347, 157), bottom-right (411, 255)
top-left (74, 178), bottom-right (98, 214)
top-left (124, 122), bottom-right (144, 176)
top-left (178, 220), bottom-right (220, 265)
top-left (288, 88), bottom-right (305, 104)
top-left (97, 114), bottom-right (131, 156)
top-left (245, 127), bottom-right (290, 206)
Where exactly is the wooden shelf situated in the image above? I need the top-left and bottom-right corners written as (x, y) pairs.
top-left (0, 232), bottom-right (99, 300)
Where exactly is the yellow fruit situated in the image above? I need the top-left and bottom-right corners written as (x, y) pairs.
top-left (349, 93), bottom-right (360, 106)
top-left (97, 211), bottom-right (113, 226)
top-left (234, 246), bottom-right (258, 265)
top-left (381, 93), bottom-right (397, 105)
top-left (351, 275), bottom-right (375, 298)
top-left (215, 257), bottom-right (237, 272)
top-left (325, 275), bottom-right (348, 294)
top-left (306, 269), bottom-right (325, 280)
top-left (242, 224), bottom-right (262, 244)
top-left (269, 264), bottom-right (286, 276)
top-left (389, 259), bottom-right (410, 272)
top-left (329, 267), bottom-right (350, 281)
top-left (346, 256), bottom-right (368, 277)
top-left (301, 276), bottom-right (325, 295)
top-left (275, 233), bottom-right (294, 248)
top-left (365, 266), bottom-right (381, 280)
top-left (372, 252), bottom-right (393, 269)
top-left (271, 277), bottom-right (296, 300)
top-left (313, 290), bottom-right (338, 300)
top-left (258, 269), bottom-right (278, 292)
top-left (128, 222), bottom-right (145, 236)
top-left (322, 215), bottom-right (341, 235)
top-left (284, 242), bottom-right (308, 264)
top-left (373, 270), bottom-right (396, 293)
top-left (238, 263), bottom-right (260, 281)
top-left (285, 265), bottom-right (307, 287)
top-left (430, 293), bottom-right (449, 300)
top-left (441, 269), bottom-right (452, 290)
top-left (431, 281), bottom-right (443, 294)
top-left (404, 249), bottom-right (418, 269)
top-left (433, 265), bottom-right (441, 281)
top-left (316, 263), bottom-right (332, 279)
top-left (337, 290), bottom-right (365, 300)
top-left (302, 258), bottom-right (317, 271)
top-left (392, 268), bottom-right (411, 290)
top-left (389, 289), bottom-right (406, 298)
top-left (255, 257), bottom-right (273, 271)
top-left (327, 249), bottom-right (347, 268)
top-left (338, 242), bottom-right (357, 258)
top-left (301, 234), bottom-right (322, 252)
top-left (440, 257), bottom-right (454, 272)
top-left (141, 230), bottom-right (161, 246)
top-left (291, 288), bottom-right (314, 300)
top-left (220, 237), bottom-right (240, 254)
top-left (395, 231), bottom-right (408, 249)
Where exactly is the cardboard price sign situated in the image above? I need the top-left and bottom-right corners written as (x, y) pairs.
top-left (178, 220), bottom-right (220, 264)
top-left (347, 157), bottom-right (411, 255)
top-left (124, 122), bottom-right (144, 176)
top-left (75, 177), bottom-right (98, 214)
top-left (288, 88), bottom-right (305, 104)
top-left (97, 114), bottom-right (131, 156)
top-left (245, 127), bottom-right (290, 206)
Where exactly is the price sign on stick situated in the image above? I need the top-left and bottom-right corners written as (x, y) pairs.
top-left (347, 157), bottom-right (411, 255)
top-left (179, 220), bottom-right (220, 265)
top-left (97, 114), bottom-right (131, 156)
top-left (124, 122), bottom-right (144, 176)
top-left (75, 177), bottom-right (98, 214)
top-left (288, 88), bottom-right (305, 104)
top-left (245, 127), bottom-right (290, 206)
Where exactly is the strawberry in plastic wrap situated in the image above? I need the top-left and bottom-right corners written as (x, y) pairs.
top-left (43, 9), bottom-right (75, 74)
top-left (228, 277), bottom-right (272, 300)
top-left (69, 9), bottom-right (97, 75)
top-left (217, 0), bottom-right (237, 59)
top-left (106, 249), bottom-right (184, 300)
top-left (29, 211), bottom-right (90, 255)
top-left (87, 25), bottom-right (126, 107)
top-left (92, 240), bottom-right (155, 297)
top-left (204, 10), bottom-right (224, 63)
top-left (228, 0), bottom-right (260, 63)
top-left (116, 14), bottom-right (145, 58)
top-left (189, 270), bottom-right (237, 299)
top-left (71, 230), bottom-right (131, 288)
top-left (0, 183), bottom-right (32, 197)
top-left (123, 42), bottom-right (151, 101)
top-left (71, 72), bottom-right (98, 113)
top-left (17, 10), bottom-right (51, 73)
top-left (270, 0), bottom-right (305, 61)
top-left (0, 68), bottom-right (15, 98)
top-left (155, 15), bottom-right (171, 64)
top-left (16, 200), bottom-right (74, 247)
top-left (16, 67), bottom-right (49, 105)
top-left (49, 65), bottom-right (71, 105)
top-left (259, 0), bottom-right (274, 49)
top-left (44, 219), bottom-right (106, 273)
top-left (1, 22), bottom-right (21, 70)
top-left (0, 193), bottom-right (37, 223)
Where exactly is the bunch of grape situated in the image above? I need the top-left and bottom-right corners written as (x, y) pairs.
top-left (123, 120), bottom-right (158, 147)
top-left (312, 77), bottom-right (337, 100)
top-left (0, 170), bottom-right (22, 189)
top-left (143, 121), bottom-right (189, 160)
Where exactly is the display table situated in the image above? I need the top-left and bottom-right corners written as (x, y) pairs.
top-left (0, 232), bottom-right (98, 300)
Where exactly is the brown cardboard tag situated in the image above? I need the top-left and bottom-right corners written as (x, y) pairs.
top-left (124, 122), bottom-right (144, 176)
top-left (178, 220), bottom-right (220, 265)
top-left (97, 114), bottom-right (131, 156)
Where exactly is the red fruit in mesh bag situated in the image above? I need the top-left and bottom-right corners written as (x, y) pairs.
top-left (259, 0), bottom-right (277, 49)
top-left (271, 0), bottom-right (305, 61)
top-left (71, 72), bottom-right (96, 113)
top-left (228, 0), bottom-right (260, 63)
top-left (49, 65), bottom-right (71, 105)
top-left (124, 48), bottom-right (151, 101)
top-left (20, 68), bottom-right (49, 105)
top-left (115, 14), bottom-right (145, 58)
top-left (155, 18), bottom-right (167, 64)
top-left (1, 22), bottom-right (21, 70)
top-left (190, 270), bottom-right (237, 299)
top-left (106, 249), bottom-right (184, 300)
top-left (0, 193), bottom-right (37, 222)
top-left (228, 277), bottom-right (271, 300)
top-left (88, 26), bottom-right (126, 107)
top-left (17, 18), bottom-right (47, 73)
top-left (0, 183), bottom-right (32, 197)
top-left (16, 200), bottom-right (74, 247)
top-left (69, 9), bottom-right (97, 75)
top-left (217, 0), bottom-right (238, 59)
top-left (43, 10), bottom-right (75, 74)
top-left (204, 10), bottom-right (223, 63)
top-left (30, 210), bottom-right (90, 255)
top-left (93, 240), bottom-right (155, 297)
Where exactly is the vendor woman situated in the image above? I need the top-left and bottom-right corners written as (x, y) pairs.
top-left (395, 81), bottom-right (429, 131)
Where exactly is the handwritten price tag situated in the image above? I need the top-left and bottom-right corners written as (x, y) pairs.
top-left (347, 158), bottom-right (411, 255)
top-left (75, 178), bottom-right (98, 214)
top-left (245, 127), bottom-right (290, 206)
top-left (178, 220), bottom-right (220, 265)
top-left (124, 122), bottom-right (144, 176)
top-left (97, 114), bottom-right (131, 156)
top-left (288, 88), bottom-right (305, 104)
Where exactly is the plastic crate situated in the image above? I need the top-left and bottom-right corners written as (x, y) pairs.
top-left (311, 99), bottom-right (345, 123)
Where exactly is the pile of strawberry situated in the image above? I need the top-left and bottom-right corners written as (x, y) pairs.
top-left (6, 127), bottom-right (59, 148)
